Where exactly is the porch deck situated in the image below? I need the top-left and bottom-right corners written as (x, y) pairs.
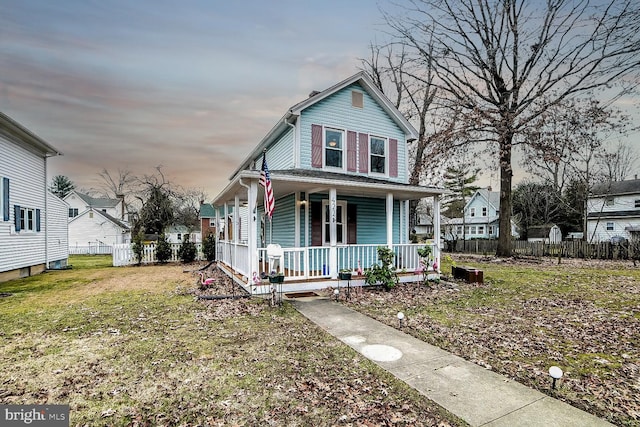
top-left (217, 242), bottom-right (440, 294)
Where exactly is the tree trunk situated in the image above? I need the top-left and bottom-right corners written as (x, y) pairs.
top-left (496, 133), bottom-right (514, 257)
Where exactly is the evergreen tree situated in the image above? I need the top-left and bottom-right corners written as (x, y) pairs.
top-left (49, 175), bottom-right (75, 198)
top-left (177, 234), bottom-right (197, 263)
top-left (155, 234), bottom-right (172, 263)
top-left (202, 233), bottom-right (216, 262)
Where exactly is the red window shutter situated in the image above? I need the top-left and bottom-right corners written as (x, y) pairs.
top-left (347, 131), bottom-right (357, 172)
top-left (311, 124), bottom-right (323, 168)
top-left (358, 133), bottom-right (368, 173)
top-left (389, 138), bottom-right (398, 177)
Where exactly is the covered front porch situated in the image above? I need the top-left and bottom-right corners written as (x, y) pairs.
top-left (212, 169), bottom-right (444, 293)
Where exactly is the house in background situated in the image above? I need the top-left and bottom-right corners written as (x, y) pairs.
top-left (446, 188), bottom-right (519, 241)
top-left (165, 224), bottom-right (201, 244)
top-left (211, 72), bottom-right (445, 293)
top-left (527, 224), bottom-right (562, 244)
top-left (64, 190), bottom-right (130, 251)
top-left (199, 202), bottom-right (217, 238)
top-left (0, 112), bottom-right (68, 282)
top-left (586, 177), bottom-right (640, 243)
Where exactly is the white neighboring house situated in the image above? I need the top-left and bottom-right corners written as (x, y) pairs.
top-left (446, 188), bottom-right (519, 240)
top-left (0, 112), bottom-right (68, 282)
top-left (64, 190), bottom-right (131, 250)
top-left (165, 225), bottom-right (201, 244)
top-left (586, 178), bottom-right (640, 243)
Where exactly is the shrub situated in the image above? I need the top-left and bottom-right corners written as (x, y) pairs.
top-left (132, 230), bottom-right (144, 265)
top-left (202, 233), bottom-right (216, 261)
top-left (364, 246), bottom-right (398, 290)
top-left (155, 234), bottom-right (172, 263)
top-left (177, 234), bottom-right (197, 263)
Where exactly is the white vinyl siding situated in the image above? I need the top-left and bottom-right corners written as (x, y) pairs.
top-left (0, 134), bottom-right (48, 273)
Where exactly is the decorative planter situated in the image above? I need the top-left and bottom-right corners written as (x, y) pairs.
top-left (338, 272), bottom-right (352, 280)
top-left (269, 275), bottom-right (285, 284)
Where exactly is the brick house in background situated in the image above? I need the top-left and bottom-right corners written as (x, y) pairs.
top-left (199, 202), bottom-right (217, 238)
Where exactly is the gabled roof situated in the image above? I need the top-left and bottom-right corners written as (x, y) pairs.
top-left (0, 112), bottom-right (61, 157)
top-left (464, 188), bottom-right (500, 212)
top-left (199, 203), bottom-right (215, 218)
top-left (69, 208), bottom-right (129, 230)
top-left (230, 72), bottom-right (419, 179)
top-left (591, 178), bottom-right (640, 196)
top-left (67, 190), bottom-right (121, 208)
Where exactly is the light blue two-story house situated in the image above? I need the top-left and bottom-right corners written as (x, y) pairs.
top-left (212, 72), bottom-right (445, 293)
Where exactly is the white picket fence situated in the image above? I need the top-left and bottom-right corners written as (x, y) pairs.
top-left (112, 243), bottom-right (203, 266)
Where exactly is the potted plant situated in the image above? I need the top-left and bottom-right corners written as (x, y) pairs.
top-left (338, 269), bottom-right (352, 280)
top-left (268, 271), bottom-right (285, 284)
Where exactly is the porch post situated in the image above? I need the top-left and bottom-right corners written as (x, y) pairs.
top-left (234, 196), bottom-right (240, 271)
top-left (248, 181), bottom-right (258, 285)
top-left (433, 194), bottom-right (441, 272)
top-left (386, 193), bottom-right (393, 248)
top-left (329, 188), bottom-right (338, 279)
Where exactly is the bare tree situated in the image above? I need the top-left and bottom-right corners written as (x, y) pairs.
top-left (598, 141), bottom-right (640, 182)
top-left (385, 0), bottom-right (640, 256)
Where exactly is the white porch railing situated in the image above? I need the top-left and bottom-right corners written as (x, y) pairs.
top-left (112, 243), bottom-right (203, 266)
top-left (243, 243), bottom-right (438, 281)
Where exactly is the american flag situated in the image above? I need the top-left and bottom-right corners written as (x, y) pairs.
top-left (260, 155), bottom-right (275, 218)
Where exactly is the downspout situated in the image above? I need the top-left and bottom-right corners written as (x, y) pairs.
top-left (44, 156), bottom-right (48, 270)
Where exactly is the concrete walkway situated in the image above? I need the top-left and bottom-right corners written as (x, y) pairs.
top-left (290, 297), bottom-right (614, 427)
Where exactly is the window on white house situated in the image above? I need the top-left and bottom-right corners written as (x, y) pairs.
top-left (470, 207), bottom-right (476, 217)
top-left (322, 200), bottom-right (347, 245)
top-left (482, 207), bottom-right (487, 216)
top-left (489, 226), bottom-right (494, 235)
top-left (456, 226), bottom-right (463, 235)
top-left (465, 226), bottom-right (469, 234)
top-left (635, 200), bottom-right (640, 208)
top-left (605, 197), bottom-right (614, 206)
top-left (69, 208), bottom-right (79, 218)
top-left (470, 226), bottom-right (477, 234)
top-left (606, 222), bottom-right (614, 231)
top-left (19, 207), bottom-right (36, 232)
top-left (177, 233), bottom-right (182, 241)
top-left (325, 128), bottom-right (344, 169)
top-left (478, 226), bottom-right (485, 234)
top-left (370, 136), bottom-right (386, 174)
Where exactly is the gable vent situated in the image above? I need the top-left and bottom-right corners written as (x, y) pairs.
top-left (352, 91), bottom-right (363, 108)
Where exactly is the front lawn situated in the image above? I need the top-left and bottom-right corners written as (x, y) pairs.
top-left (0, 255), bottom-right (464, 426)
top-left (339, 255), bottom-right (640, 426)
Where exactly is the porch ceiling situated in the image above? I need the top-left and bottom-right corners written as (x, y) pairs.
top-left (213, 169), bottom-right (446, 206)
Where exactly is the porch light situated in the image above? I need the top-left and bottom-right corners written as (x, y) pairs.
top-left (549, 366), bottom-right (563, 389)
top-left (397, 312), bottom-right (405, 328)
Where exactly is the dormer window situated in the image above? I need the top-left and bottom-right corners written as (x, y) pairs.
top-left (325, 128), bottom-right (344, 169)
top-left (370, 136), bottom-right (386, 174)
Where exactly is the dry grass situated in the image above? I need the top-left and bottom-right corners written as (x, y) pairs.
top-left (0, 256), bottom-right (464, 426)
top-left (335, 254), bottom-right (640, 427)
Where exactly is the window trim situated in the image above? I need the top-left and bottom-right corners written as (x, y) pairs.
top-left (470, 207), bottom-right (476, 217)
top-left (369, 135), bottom-right (388, 176)
top-left (69, 208), bottom-right (79, 218)
top-left (606, 222), bottom-right (614, 231)
top-left (321, 200), bottom-right (347, 245)
top-left (323, 127), bottom-right (346, 171)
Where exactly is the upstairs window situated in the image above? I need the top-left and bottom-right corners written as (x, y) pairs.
top-left (470, 207), bottom-right (476, 217)
top-left (635, 200), bottom-right (640, 208)
top-left (325, 128), bottom-right (344, 169)
top-left (370, 136), bottom-right (386, 174)
top-left (605, 197), bottom-right (614, 206)
top-left (606, 222), bottom-right (614, 231)
top-left (482, 207), bottom-right (488, 216)
top-left (69, 208), bottom-right (79, 218)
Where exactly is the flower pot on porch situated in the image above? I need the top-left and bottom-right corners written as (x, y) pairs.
top-left (338, 272), bottom-right (352, 280)
top-left (269, 274), bottom-right (285, 284)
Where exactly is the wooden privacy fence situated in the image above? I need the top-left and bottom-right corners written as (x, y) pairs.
top-left (112, 243), bottom-right (203, 266)
top-left (449, 240), bottom-right (637, 260)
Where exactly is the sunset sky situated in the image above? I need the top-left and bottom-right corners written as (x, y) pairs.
top-left (1, 0), bottom-right (384, 198)
top-left (2, 1), bottom-right (638, 200)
